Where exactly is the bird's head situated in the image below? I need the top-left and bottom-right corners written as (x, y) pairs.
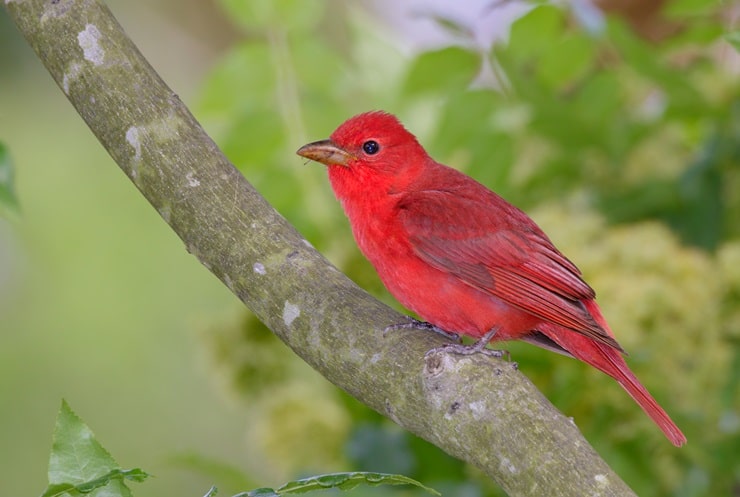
top-left (296, 111), bottom-right (428, 189)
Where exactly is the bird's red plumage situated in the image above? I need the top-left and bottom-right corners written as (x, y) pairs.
top-left (300, 110), bottom-right (686, 446)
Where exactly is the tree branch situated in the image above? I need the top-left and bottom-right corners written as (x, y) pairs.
top-left (5, 1), bottom-right (636, 495)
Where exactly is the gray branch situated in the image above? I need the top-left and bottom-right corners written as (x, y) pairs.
top-left (5, 1), bottom-right (636, 495)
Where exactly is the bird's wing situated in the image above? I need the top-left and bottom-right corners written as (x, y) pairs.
top-left (396, 189), bottom-right (623, 352)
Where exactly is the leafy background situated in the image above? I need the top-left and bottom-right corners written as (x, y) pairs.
top-left (0, 0), bottom-right (738, 496)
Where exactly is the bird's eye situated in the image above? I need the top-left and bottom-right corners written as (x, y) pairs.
top-left (362, 140), bottom-right (379, 155)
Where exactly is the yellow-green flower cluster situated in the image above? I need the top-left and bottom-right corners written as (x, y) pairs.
top-left (244, 383), bottom-right (350, 481)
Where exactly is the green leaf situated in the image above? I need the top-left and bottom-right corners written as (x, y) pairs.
top-left (40, 400), bottom-right (150, 497)
top-left (40, 469), bottom-right (149, 497)
top-left (402, 47), bottom-right (480, 96)
top-left (238, 472), bottom-right (440, 496)
top-left (494, 5), bottom-right (597, 94)
top-left (237, 489), bottom-right (277, 497)
top-left (537, 32), bottom-right (595, 89)
top-left (505, 5), bottom-right (564, 61)
top-left (0, 142), bottom-right (20, 216)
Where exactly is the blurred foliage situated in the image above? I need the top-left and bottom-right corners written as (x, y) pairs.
top-left (196, 1), bottom-right (738, 497)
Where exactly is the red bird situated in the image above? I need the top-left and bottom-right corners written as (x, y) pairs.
top-left (297, 111), bottom-right (686, 446)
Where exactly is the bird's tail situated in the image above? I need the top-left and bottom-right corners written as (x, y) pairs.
top-left (543, 300), bottom-right (686, 447)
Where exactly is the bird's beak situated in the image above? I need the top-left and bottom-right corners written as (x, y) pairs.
top-left (296, 139), bottom-right (354, 167)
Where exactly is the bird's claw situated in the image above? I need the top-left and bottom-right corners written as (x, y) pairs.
top-left (425, 342), bottom-right (510, 360)
top-left (386, 320), bottom-right (511, 361)
top-left (424, 325), bottom-right (510, 361)
top-left (384, 317), bottom-right (462, 343)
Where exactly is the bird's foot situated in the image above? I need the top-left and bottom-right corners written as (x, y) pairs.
top-left (426, 343), bottom-right (509, 360)
top-left (384, 317), bottom-right (462, 343)
top-left (425, 326), bottom-right (510, 360)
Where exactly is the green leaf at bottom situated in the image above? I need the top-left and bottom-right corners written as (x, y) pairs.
top-left (236, 471), bottom-right (441, 496)
top-left (39, 400), bottom-right (150, 497)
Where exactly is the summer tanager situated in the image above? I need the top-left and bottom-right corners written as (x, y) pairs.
top-left (297, 111), bottom-right (686, 447)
